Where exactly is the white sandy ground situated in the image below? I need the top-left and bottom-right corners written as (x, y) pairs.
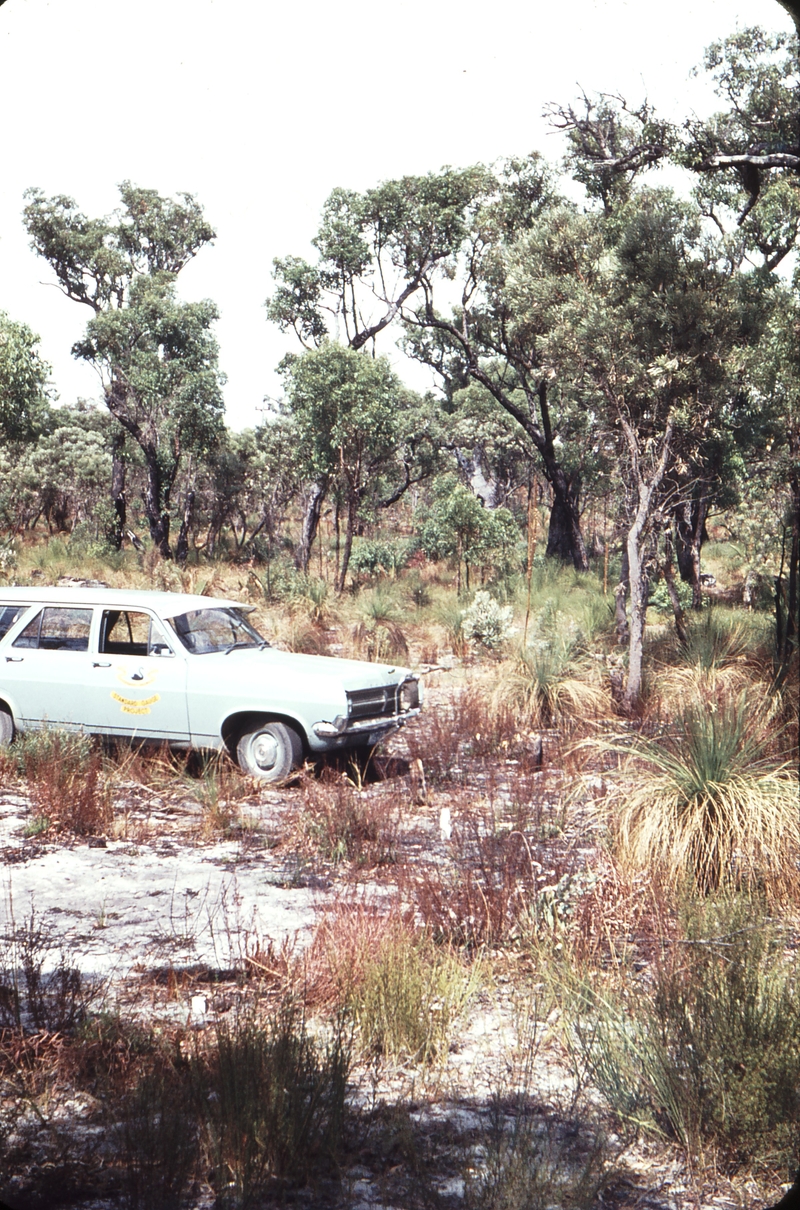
top-left (0, 788), bottom-right (319, 995)
top-left (0, 776), bottom-right (748, 1210)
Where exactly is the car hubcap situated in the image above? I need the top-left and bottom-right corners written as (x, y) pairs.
top-left (252, 732), bottom-right (278, 770)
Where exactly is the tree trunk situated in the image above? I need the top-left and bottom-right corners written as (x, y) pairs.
top-left (295, 477), bottom-right (328, 572)
top-left (776, 467), bottom-right (800, 675)
top-left (625, 529), bottom-right (650, 710)
top-left (545, 470), bottom-right (589, 570)
top-left (675, 495), bottom-right (710, 609)
top-left (144, 454), bottom-right (172, 559)
top-left (619, 415), bottom-right (674, 712)
top-left (454, 445), bottom-right (503, 508)
top-left (336, 491), bottom-right (357, 593)
top-left (110, 434), bottom-right (126, 551)
top-left (615, 545), bottom-right (630, 644)
top-left (175, 490), bottom-right (195, 566)
top-left (662, 525), bottom-right (688, 644)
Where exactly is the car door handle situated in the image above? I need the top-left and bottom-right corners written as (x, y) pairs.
top-left (4, 656), bottom-right (23, 663)
top-left (92, 661), bottom-right (112, 668)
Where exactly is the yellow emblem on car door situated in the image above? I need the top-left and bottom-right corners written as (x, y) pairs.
top-left (111, 666), bottom-right (160, 714)
top-left (111, 692), bottom-right (161, 715)
top-left (115, 666), bottom-right (158, 689)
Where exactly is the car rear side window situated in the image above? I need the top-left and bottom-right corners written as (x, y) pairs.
top-left (13, 607), bottom-right (93, 652)
top-left (0, 605), bottom-right (26, 640)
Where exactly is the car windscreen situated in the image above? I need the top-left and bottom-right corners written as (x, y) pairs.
top-left (165, 607), bottom-right (268, 655)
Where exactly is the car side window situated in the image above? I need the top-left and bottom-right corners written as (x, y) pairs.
top-left (13, 607), bottom-right (93, 652)
top-left (100, 610), bottom-right (174, 658)
top-left (0, 605), bottom-right (27, 640)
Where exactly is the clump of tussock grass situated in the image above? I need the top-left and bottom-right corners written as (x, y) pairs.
top-left (601, 692), bottom-right (799, 895)
top-left (495, 639), bottom-right (610, 731)
top-left (349, 924), bottom-right (480, 1065)
top-left (182, 753), bottom-right (253, 838)
top-left (349, 585), bottom-right (410, 663)
top-left (461, 995), bottom-right (615, 1210)
top-left (647, 608), bottom-right (774, 717)
top-left (297, 770), bottom-right (401, 867)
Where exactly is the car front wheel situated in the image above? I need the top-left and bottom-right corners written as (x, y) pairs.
top-left (235, 720), bottom-right (303, 782)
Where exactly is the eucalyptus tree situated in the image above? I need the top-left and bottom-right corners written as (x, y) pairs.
top-left (194, 421), bottom-right (301, 562)
top-left (267, 158), bottom-right (601, 569)
top-left (683, 27), bottom-right (800, 265)
top-left (740, 278), bottom-right (800, 671)
top-left (418, 477), bottom-right (519, 594)
top-left (549, 26), bottom-right (799, 262)
top-left (278, 342), bottom-right (435, 588)
top-left (0, 310), bottom-right (51, 442)
top-left (564, 190), bottom-right (768, 707)
top-left (23, 183), bottom-right (225, 557)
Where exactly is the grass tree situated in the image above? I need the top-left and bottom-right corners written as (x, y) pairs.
top-left (611, 692), bottom-right (799, 893)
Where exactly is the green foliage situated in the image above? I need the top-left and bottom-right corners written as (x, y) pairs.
top-left (23, 184), bottom-right (223, 556)
top-left (683, 27), bottom-right (800, 261)
top-left (351, 930), bottom-right (478, 1064)
top-left (649, 577), bottom-right (694, 613)
top-left (194, 1003), bottom-right (350, 1205)
top-left (75, 272), bottom-right (225, 465)
top-left (348, 536), bottom-right (413, 578)
top-left (420, 480), bottom-right (520, 581)
top-left (0, 311), bottom-right (51, 441)
top-left (23, 182), bottom-right (215, 310)
top-left (279, 342), bottom-right (400, 485)
top-left (564, 897), bottom-right (800, 1171)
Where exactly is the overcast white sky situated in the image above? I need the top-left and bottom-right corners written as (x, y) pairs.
top-left (0, 0), bottom-right (791, 429)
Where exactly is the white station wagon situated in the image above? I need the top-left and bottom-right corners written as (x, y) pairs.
top-left (0, 587), bottom-right (422, 781)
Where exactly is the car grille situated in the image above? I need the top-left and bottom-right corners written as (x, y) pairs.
top-left (346, 685), bottom-right (399, 722)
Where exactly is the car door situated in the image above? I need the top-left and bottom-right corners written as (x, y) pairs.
top-left (81, 608), bottom-right (190, 739)
top-left (2, 605), bottom-right (96, 729)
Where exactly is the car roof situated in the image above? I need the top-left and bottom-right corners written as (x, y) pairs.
top-left (0, 586), bottom-right (250, 615)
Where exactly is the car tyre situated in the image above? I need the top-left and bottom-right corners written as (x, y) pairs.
top-left (0, 708), bottom-right (13, 747)
top-left (236, 720), bottom-right (303, 782)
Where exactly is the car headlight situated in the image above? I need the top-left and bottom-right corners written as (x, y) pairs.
top-left (398, 678), bottom-right (420, 712)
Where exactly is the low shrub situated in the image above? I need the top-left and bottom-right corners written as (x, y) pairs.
top-left (406, 812), bottom-right (543, 950)
top-left (0, 906), bottom-right (102, 1033)
top-left (299, 772), bottom-right (400, 866)
top-left (464, 1104), bottom-right (612, 1210)
top-left (14, 729), bottom-right (112, 836)
top-left (350, 925), bottom-right (479, 1064)
top-left (194, 1001), bottom-right (350, 1205)
top-left (463, 999), bottom-right (614, 1210)
top-left (563, 896), bottom-right (800, 1174)
top-left (461, 590), bottom-right (514, 651)
top-left (118, 1065), bottom-right (199, 1210)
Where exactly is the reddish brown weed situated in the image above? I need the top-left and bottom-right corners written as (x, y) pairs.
top-left (297, 770), bottom-right (401, 867)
